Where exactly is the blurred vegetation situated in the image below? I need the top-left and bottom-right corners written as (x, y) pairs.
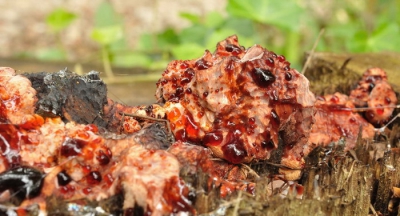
top-left (38, 0), bottom-right (400, 71)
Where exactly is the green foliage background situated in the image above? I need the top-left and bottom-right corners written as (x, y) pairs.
top-left (41, 0), bottom-right (400, 71)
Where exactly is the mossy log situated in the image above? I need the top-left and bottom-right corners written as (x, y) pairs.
top-left (186, 51), bottom-right (400, 216)
top-left (303, 52), bottom-right (400, 96)
top-left (201, 131), bottom-right (400, 216)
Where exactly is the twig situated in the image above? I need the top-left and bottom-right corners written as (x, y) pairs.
top-left (369, 203), bottom-right (378, 216)
top-left (344, 160), bottom-right (357, 184)
top-left (261, 161), bottom-right (303, 170)
top-left (301, 28), bottom-right (325, 75)
top-left (375, 112), bottom-right (400, 134)
top-left (240, 164), bottom-right (260, 179)
top-left (232, 191), bottom-right (243, 216)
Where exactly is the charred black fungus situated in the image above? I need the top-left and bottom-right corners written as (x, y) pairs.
top-left (23, 68), bottom-right (108, 127)
top-left (0, 166), bottom-right (44, 201)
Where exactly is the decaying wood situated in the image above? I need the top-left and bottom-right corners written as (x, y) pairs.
top-left (303, 52), bottom-right (400, 96)
top-left (198, 125), bottom-right (400, 215)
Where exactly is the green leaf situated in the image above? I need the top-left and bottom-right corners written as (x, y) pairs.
top-left (171, 43), bottom-right (206, 60)
top-left (179, 12), bottom-right (201, 24)
top-left (137, 33), bottom-right (153, 50)
top-left (204, 11), bottom-right (225, 28)
top-left (112, 52), bottom-right (152, 68)
top-left (223, 18), bottom-right (256, 37)
top-left (347, 22), bottom-right (400, 52)
top-left (46, 8), bottom-right (76, 32)
top-left (226, 0), bottom-right (306, 31)
top-left (156, 28), bottom-right (180, 49)
top-left (91, 25), bottom-right (123, 45)
top-left (179, 25), bottom-right (210, 45)
top-left (346, 30), bottom-right (368, 52)
top-left (94, 1), bottom-right (121, 27)
top-left (108, 38), bottom-right (129, 52)
top-left (137, 28), bottom-right (179, 51)
top-left (367, 22), bottom-right (400, 52)
top-left (36, 48), bottom-right (67, 61)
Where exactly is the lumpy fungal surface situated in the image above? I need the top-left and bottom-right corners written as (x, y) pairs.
top-left (156, 35), bottom-right (316, 169)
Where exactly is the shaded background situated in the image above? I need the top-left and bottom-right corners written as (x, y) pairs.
top-left (0, 0), bottom-right (399, 105)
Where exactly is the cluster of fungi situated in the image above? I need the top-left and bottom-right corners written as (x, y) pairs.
top-left (0, 35), bottom-right (397, 215)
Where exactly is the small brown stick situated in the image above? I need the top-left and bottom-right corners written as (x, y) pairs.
top-left (340, 104), bottom-right (400, 112)
top-left (119, 112), bottom-right (175, 142)
top-left (301, 28), bottom-right (325, 75)
top-left (239, 164), bottom-right (260, 179)
top-left (375, 112), bottom-right (400, 134)
top-left (344, 160), bottom-right (357, 184)
top-left (261, 161), bottom-right (303, 170)
top-left (369, 203), bottom-right (378, 216)
top-left (232, 190), bottom-right (243, 216)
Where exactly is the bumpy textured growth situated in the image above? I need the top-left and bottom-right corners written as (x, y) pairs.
top-left (309, 93), bottom-right (376, 151)
top-left (308, 68), bottom-right (397, 152)
top-left (349, 67), bottom-right (398, 125)
top-left (0, 67), bottom-right (193, 215)
top-left (156, 35), bottom-right (316, 177)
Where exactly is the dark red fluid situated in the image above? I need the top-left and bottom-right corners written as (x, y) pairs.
top-left (330, 95), bottom-right (339, 103)
top-left (57, 170), bottom-right (72, 186)
top-left (60, 185), bottom-right (75, 194)
top-left (277, 55), bottom-right (286, 62)
top-left (104, 173), bottom-right (114, 186)
top-left (180, 62), bottom-right (189, 69)
top-left (248, 117), bottom-right (256, 124)
top-left (285, 72), bottom-right (292, 81)
top-left (225, 60), bottom-right (235, 74)
top-left (181, 68), bottom-right (195, 85)
top-left (86, 171), bottom-right (102, 184)
top-left (376, 107), bottom-right (384, 115)
top-left (60, 138), bottom-right (86, 157)
top-left (225, 44), bottom-right (242, 55)
top-left (250, 68), bottom-right (276, 88)
top-left (82, 187), bottom-right (92, 195)
top-left (175, 129), bottom-right (187, 141)
top-left (195, 59), bottom-right (210, 70)
top-left (96, 149), bottom-right (112, 165)
top-left (184, 113), bottom-right (199, 139)
top-left (283, 65), bottom-right (290, 71)
top-left (84, 124), bottom-right (98, 133)
top-left (145, 105), bottom-right (153, 115)
top-left (265, 57), bottom-right (275, 67)
top-left (180, 78), bottom-right (190, 84)
top-left (0, 124), bottom-right (21, 167)
top-left (162, 176), bottom-right (194, 214)
top-left (222, 133), bottom-right (247, 164)
top-left (203, 130), bottom-right (223, 146)
top-left (270, 110), bottom-right (280, 127)
top-left (385, 97), bottom-right (391, 104)
top-left (175, 87), bottom-right (184, 98)
top-left (261, 140), bottom-right (275, 151)
top-left (160, 79), bottom-right (168, 85)
top-left (368, 83), bottom-right (375, 91)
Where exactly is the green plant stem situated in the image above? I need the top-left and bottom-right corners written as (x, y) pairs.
top-left (101, 46), bottom-right (114, 80)
top-left (284, 30), bottom-right (300, 69)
